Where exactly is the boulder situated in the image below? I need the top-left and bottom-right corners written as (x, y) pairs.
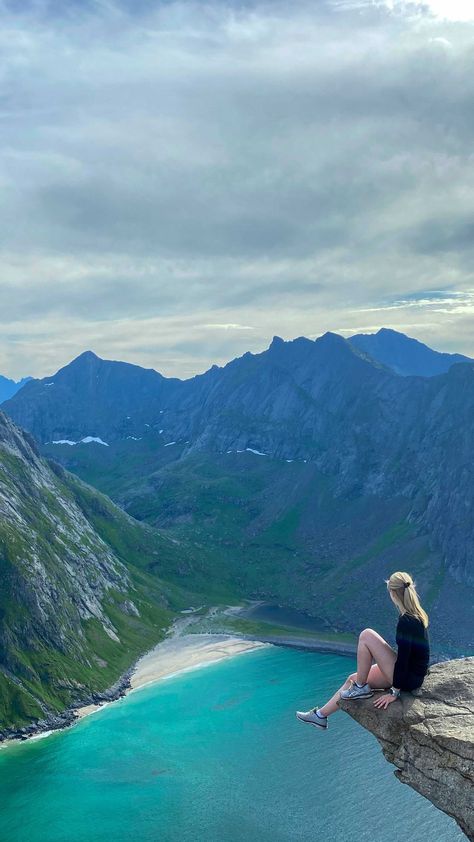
top-left (338, 658), bottom-right (474, 840)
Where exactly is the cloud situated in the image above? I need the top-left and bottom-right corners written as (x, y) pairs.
top-left (0, 0), bottom-right (473, 378)
top-left (429, 36), bottom-right (453, 47)
top-left (200, 323), bottom-right (255, 330)
top-left (331, 0), bottom-right (474, 22)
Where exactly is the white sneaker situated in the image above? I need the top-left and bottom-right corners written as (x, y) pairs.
top-left (295, 708), bottom-right (328, 729)
top-left (340, 680), bottom-right (373, 700)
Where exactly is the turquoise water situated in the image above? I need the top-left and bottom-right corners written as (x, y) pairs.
top-left (0, 647), bottom-right (464, 842)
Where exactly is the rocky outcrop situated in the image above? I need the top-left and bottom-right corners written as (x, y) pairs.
top-left (0, 668), bottom-right (133, 743)
top-left (338, 658), bottom-right (474, 840)
top-left (0, 410), bottom-right (183, 732)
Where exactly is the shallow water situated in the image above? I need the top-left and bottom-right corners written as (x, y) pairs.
top-left (0, 647), bottom-right (463, 842)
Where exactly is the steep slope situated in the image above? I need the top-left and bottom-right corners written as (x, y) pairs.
top-left (349, 327), bottom-right (472, 376)
top-left (0, 411), bottom-right (215, 734)
top-left (339, 658), bottom-right (474, 840)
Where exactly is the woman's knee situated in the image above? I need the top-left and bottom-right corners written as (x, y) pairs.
top-left (359, 628), bottom-right (376, 643)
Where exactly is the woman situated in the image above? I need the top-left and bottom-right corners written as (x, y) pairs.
top-left (296, 571), bottom-right (430, 730)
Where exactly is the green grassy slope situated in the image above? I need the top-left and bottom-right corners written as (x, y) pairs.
top-left (0, 418), bottom-right (226, 732)
top-left (43, 441), bottom-right (460, 650)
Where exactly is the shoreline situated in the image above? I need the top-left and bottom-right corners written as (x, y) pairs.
top-left (0, 606), bottom-right (356, 748)
top-left (75, 632), bottom-right (269, 721)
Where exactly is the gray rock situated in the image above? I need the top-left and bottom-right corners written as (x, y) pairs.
top-left (338, 657), bottom-right (474, 840)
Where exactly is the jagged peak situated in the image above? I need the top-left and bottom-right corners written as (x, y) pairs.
top-left (269, 335), bottom-right (285, 348)
top-left (315, 330), bottom-right (362, 356)
top-left (70, 350), bottom-right (101, 364)
top-left (316, 330), bottom-right (347, 343)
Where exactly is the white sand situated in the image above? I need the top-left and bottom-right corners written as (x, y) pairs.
top-left (130, 633), bottom-right (269, 691)
top-left (75, 617), bottom-right (270, 721)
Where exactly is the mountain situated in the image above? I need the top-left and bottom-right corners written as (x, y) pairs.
top-left (2, 332), bottom-right (395, 454)
top-left (0, 410), bottom-right (225, 734)
top-left (0, 375), bottom-right (31, 404)
top-left (348, 327), bottom-right (472, 377)
top-left (3, 333), bottom-right (474, 655)
top-left (1, 351), bottom-right (182, 444)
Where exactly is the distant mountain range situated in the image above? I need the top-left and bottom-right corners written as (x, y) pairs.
top-left (2, 329), bottom-right (473, 663)
top-left (0, 375), bottom-right (31, 404)
top-left (348, 327), bottom-right (472, 377)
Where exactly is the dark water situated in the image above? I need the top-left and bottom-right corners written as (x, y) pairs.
top-left (0, 647), bottom-right (463, 842)
top-left (241, 601), bottom-right (330, 632)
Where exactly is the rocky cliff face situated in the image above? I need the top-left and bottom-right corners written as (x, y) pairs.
top-left (0, 410), bottom-right (193, 733)
top-left (338, 658), bottom-right (474, 840)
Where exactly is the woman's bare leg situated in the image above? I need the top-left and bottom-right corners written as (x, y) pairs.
top-left (317, 664), bottom-right (389, 716)
top-left (317, 628), bottom-right (396, 717)
top-left (317, 673), bottom-right (354, 717)
top-left (355, 628), bottom-right (397, 686)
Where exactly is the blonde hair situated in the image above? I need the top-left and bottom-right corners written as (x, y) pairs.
top-left (385, 571), bottom-right (429, 628)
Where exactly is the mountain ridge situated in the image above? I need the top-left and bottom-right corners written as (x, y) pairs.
top-left (348, 327), bottom-right (472, 377)
top-left (2, 330), bottom-right (473, 656)
top-left (0, 375), bottom-right (32, 405)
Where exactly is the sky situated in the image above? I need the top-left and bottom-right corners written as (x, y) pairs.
top-left (0, 0), bottom-right (473, 380)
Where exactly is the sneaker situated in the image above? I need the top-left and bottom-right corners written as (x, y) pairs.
top-left (295, 707), bottom-right (328, 729)
top-left (340, 680), bottom-right (373, 700)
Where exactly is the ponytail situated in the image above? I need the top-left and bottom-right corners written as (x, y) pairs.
top-left (385, 571), bottom-right (429, 628)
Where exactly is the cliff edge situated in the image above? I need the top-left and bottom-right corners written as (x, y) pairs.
top-left (338, 657), bottom-right (474, 840)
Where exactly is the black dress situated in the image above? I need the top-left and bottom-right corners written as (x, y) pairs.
top-left (392, 612), bottom-right (430, 691)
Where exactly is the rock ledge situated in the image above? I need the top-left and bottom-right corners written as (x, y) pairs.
top-left (338, 657), bottom-right (474, 840)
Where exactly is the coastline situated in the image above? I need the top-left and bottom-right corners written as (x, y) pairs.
top-left (0, 605), bottom-right (356, 747)
top-left (75, 631), bottom-right (269, 721)
top-left (236, 632), bottom-right (357, 656)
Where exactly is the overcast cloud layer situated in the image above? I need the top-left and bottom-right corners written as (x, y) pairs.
top-left (0, 0), bottom-right (473, 379)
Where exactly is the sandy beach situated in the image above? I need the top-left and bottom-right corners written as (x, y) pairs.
top-left (2, 605), bottom-right (354, 742)
top-left (75, 619), bottom-right (270, 721)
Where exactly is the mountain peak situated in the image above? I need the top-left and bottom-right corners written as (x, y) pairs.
top-left (315, 331), bottom-right (352, 352)
top-left (269, 335), bottom-right (285, 349)
top-left (73, 350), bottom-right (100, 364)
top-left (349, 328), bottom-right (472, 377)
top-left (53, 350), bottom-right (102, 376)
top-left (317, 330), bottom-right (347, 344)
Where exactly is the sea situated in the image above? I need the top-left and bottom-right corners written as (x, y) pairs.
top-left (0, 645), bottom-right (464, 842)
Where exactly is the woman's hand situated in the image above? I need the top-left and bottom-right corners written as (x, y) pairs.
top-left (373, 693), bottom-right (397, 710)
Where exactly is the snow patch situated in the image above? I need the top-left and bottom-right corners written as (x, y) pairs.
top-left (80, 436), bottom-right (109, 446)
top-left (52, 439), bottom-right (76, 446)
top-left (44, 382), bottom-right (55, 387)
top-left (126, 436), bottom-right (142, 441)
top-left (246, 448), bottom-right (267, 456)
top-left (164, 441), bottom-right (176, 447)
